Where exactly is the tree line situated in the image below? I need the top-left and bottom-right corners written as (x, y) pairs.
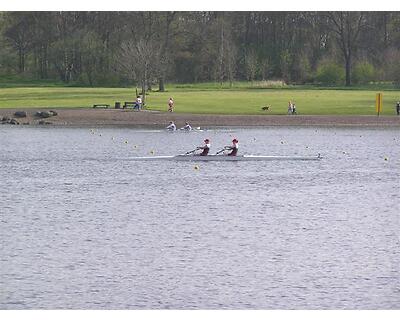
top-left (1, 11), bottom-right (399, 91)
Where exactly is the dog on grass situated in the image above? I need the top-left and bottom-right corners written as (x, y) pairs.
top-left (261, 105), bottom-right (270, 111)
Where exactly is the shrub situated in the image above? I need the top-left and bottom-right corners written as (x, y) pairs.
top-left (250, 80), bottom-right (287, 88)
top-left (315, 61), bottom-right (345, 85)
top-left (352, 61), bottom-right (376, 84)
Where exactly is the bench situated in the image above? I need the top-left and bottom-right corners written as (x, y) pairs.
top-left (123, 101), bottom-right (146, 110)
top-left (93, 104), bottom-right (110, 109)
top-left (123, 101), bottom-right (136, 109)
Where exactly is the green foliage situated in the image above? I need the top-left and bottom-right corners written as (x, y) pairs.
top-left (280, 50), bottom-right (292, 83)
top-left (292, 55), bottom-right (312, 84)
top-left (315, 61), bottom-right (345, 85)
top-left (352, 61), bottom-right (376, 84)
top-left (0, 12), bottom-right (399, 87)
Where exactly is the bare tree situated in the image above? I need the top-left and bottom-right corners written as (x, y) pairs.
top-left (3, 13), bottom-right (33, 73)
top-left (326, 12), bottom-right (367, 86)
top-left (245, 49), bottom-right (258, 83)
top-left (158, 12), bottom-right (176, 91)
top-left (119, 39), bottom-right (161, 104)
top-left (214, 13), bottom-right (237, 86)
top-left (225, 40), bottom-right (237, 87)
top-left (259, 57), bottom-right (270, 80)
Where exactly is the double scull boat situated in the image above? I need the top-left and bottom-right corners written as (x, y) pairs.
top-left (129, 154), bottom-right (322, 161)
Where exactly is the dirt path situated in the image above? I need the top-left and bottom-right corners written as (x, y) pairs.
top-left (1, 108), bottom-right (399, 127)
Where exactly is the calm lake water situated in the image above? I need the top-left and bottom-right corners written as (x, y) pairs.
top-left (0, 126), bottom-right (399, 309)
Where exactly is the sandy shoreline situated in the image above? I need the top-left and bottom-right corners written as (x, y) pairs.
top-left (1, 108), bottom-right (399, 128)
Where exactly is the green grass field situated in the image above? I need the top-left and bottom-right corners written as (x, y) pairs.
top-left (0, 82), bottom-right (399, 115)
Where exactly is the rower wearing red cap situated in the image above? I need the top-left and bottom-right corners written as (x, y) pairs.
top-left (196, 138), bottom-right (211, 156)
top-left (225, 138), bottom-right (239, 156)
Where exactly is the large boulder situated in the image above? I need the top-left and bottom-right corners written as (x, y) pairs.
top-left (14, 111), bottom-right (27, 118)
top-left (49, 110), bottom-right (58, 116)
top-left (9, 118), bottom-right (19, 125)
top-left (35, 111), bottom-right (52, 118)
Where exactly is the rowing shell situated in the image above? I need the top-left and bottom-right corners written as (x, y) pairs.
top-left (129, 154), bottom-right (322, 161)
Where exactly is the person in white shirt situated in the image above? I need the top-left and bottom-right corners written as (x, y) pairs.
top-left (134, 96), bottom-right (142, 110)
top-left (166, 121), bottom-right (176, 131)
top-left (287, 101), bottom-right (293, 114)
top-left (180, 122), bottom-right (192, 131)
top-left (292, 103), bottom-right (297, 114)
top-left (224, 138), bottom-right (239, 156)
top-left (196, 139), bottom-right (210, 156)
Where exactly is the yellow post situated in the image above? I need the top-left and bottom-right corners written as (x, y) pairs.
top-left (376, 93), bottom-right (383, 116)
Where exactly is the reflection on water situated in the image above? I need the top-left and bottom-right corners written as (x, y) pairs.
top-left (0, 126), bottom-right (399, 309)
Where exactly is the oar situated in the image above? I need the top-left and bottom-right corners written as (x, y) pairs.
top-left (183, 148), bottom-right (199, 155)
top-left (215, 147), bottom-right (227, 155)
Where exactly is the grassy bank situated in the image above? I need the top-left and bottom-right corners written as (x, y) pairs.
top-left (0, 82), bottom-right (399, 115)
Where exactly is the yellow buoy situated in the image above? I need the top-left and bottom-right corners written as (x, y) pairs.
top-left (384, 157), bottom-right (388, 161)
top-left (194, 165), bottom-right (199, 170)
top-left (134, 145), bottom-right (138, 148)
top-left (150, 150), bottom-right (155, 154)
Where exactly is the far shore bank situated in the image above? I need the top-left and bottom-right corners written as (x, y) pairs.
top-left (1, 108), bottom-right (399, 128)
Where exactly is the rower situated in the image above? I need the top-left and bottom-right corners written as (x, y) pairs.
top-left (166, 121), bottom-right (176, 131)
top-left (180, 122), bottom-right (192, 131)
top-left (225, 138), bottom-right (239, 156)
top-left (196, 138), bottom-right (211, 156)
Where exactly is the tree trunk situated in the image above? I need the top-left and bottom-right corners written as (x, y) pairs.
top-left (219, 23), bottom-right (225, 85)
top-left (44, 45), bottom-right (48, 78)
top-left (18, 47), bottom-right (25, 73)
top-left (141, 80), bottom-right (146, 104)
top-left (159, 77), bottom-right (165, 92)
top-left (345, 55), bottom-right (351, 86)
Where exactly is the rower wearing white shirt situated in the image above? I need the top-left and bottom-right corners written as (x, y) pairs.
top-left (225, 138), bottom-right (239, 156)
top-left (180, 122), bottom-right (192, 131)
top-left (196, 138), bottom-right (210, 156)
top-left (166, 121), bottom-right (176, 131)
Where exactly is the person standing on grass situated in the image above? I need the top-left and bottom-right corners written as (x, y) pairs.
top-left (287, 101), bottom-right (293, 115)
top-left (292, 103), bottom-right (297, 115)
top-left (168, 97), bottom-right (174, 112)
top-left (134, 96), bottom-right (142, 110)
top-left (396, 101), bottom-right (400, 116)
